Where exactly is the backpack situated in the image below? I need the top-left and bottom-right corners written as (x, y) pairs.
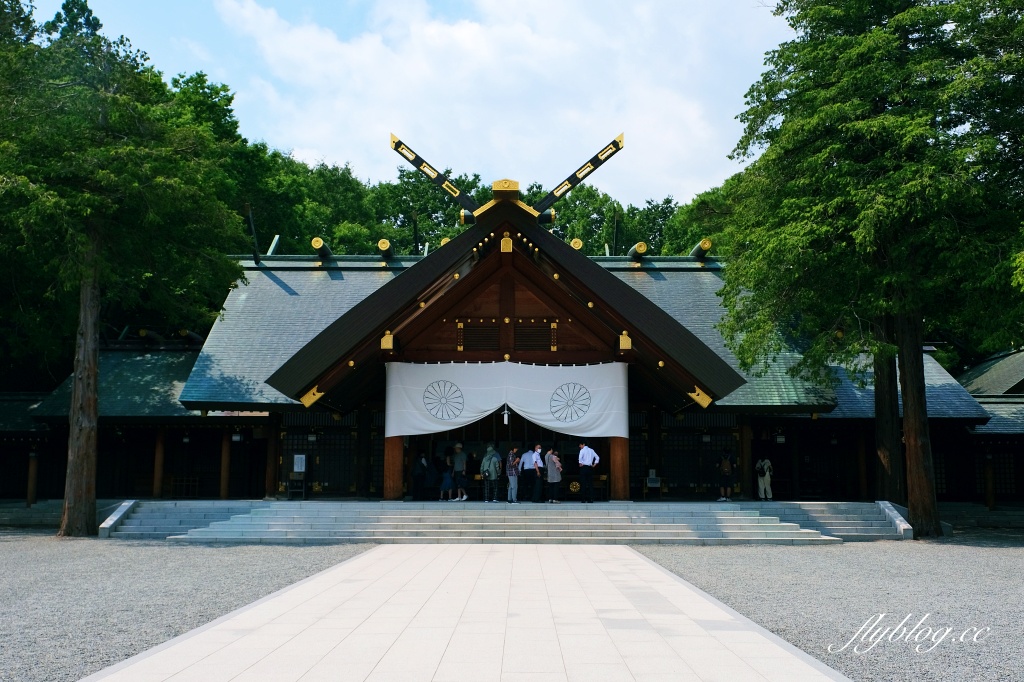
top-left (721, 456), bottom-right (733, 476)
top-left (755, 461), bottom-right (765, 477)
top-left (481, 453), bottom-right (500, 480)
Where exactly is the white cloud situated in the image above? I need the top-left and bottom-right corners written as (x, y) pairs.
top-left (214, 0), bottom-right (791, 205)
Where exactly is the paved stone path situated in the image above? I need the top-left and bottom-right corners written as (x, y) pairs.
top-left (83, 545), bottom-right (849, 681)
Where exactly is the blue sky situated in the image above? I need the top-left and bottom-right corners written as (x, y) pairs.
top-left (31, 0), bottom-right (794, 206)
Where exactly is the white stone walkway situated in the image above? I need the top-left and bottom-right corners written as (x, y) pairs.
top-left (83, 545), bottom-right (850, 682)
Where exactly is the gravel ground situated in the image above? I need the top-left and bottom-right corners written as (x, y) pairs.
top-left (1, 528), bottom-right (1020, 682)
top-left (636, 528), bottom-right (1024, 682)
top-left (0, 529), bottom-right (373, 682)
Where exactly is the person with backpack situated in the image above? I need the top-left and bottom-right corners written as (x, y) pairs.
top-left (480, 443), bottom-right (502, 502)
top-left (717, 450), bottom-right (737, 502)
top-left (506, 444), bottom-right (521, 504)
top-left (755, 456), bottom-right (774, 501)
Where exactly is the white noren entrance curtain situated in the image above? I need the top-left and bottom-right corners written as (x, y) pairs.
top-left (385, 362), bottom-right (628, 437)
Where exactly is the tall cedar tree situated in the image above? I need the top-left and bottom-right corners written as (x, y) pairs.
top-left (0, 1), bottom-right (245, 535)
top-left (720, 0), bottom-right (1024, 536)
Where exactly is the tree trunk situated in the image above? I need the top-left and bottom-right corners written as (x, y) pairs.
top-left (895, 312), bottom-right (943, 538)
top-left (874, 316), bottom-right (904, 503)
top-left (59, 244), bottom-right (100, 537)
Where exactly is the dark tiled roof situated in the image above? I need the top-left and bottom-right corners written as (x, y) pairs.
top-left (0, 394), bottom-right (48, 432)
top-left (818, 355), bottom-right (988, 421)
top-left (265, 203), bottom-right (746, 402)
top-left (180, 258), bottom-right (402, 410)
top-left (971, 397), bottom-right (1024, 434)
top-left (609, 262), bottom-right (833, 411)
top-left (179, 253), bottom-right (981, 420)
top-left (33, 351), bottom-right (201, 419)
top-left (957, 351), bottom-right (1024, 395)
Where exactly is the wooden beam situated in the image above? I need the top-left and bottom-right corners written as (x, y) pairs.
top-left (399, 350), bottom-right (614, 364)
top-left (739, 422), bottom-right (753, 498)
top-left (266, 419), bottom-right (280, 499)
top-left (500, 272), bottom-right (515, 349)
top-left (384, 435), bottom-right (405, 500)
top-left (609, 436), bottom-right (629, 500)
top-left (220, 429), bottom-right (231, 500)
top-left (26, 451), bottom-right (38, 507)
top-left (152, 427), bottom-right (165, 498)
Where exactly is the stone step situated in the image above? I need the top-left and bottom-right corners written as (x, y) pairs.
top-left (225, 514), bottom-right (784, 525)
top-left (106, 500), bottom-right (897, 544)
top-left (180, 528), bottom-right (829, 540)
top-left (198, 521), bottom-right (805, 534)
top-left (168, 534), bottom-right (841, 546)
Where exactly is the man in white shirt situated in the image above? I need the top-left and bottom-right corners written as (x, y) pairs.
top-left (519, 445), bottom-right (536, 502)
top-left (578, 441), bottom-right (600, 503)
top-left (530, 444), bottom-right (545, 503)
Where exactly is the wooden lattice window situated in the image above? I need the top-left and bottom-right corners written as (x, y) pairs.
top-left (462, 325), bottom-right (499, 351)
top-left (515, 325), bottom-right (555, 351)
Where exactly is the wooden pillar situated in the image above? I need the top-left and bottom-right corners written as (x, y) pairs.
top-left (985, 455), bottom-right (995, 510)
top-left (152, 427), bottom-right (165, 498)
top-left (384, 435), bottom-right (404, 500)
top-left (739, 423), bottom-right (753, 499)
top-left (26, 451), bottom-right (38, 507)
top-left (858, 430), bottom-right (868, 500)
top-left (265, 420), bottom-right (280, 499)
top-left (609, 436), bottom-right (629, 500)
top-left (220, 429), bottom-right (231, 500)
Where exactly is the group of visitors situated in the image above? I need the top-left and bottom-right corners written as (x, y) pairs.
top-left (506, 441), bottom-right (599, 503)
top-left (716, 450), bottom-right (774, 502)
top-left (411, 439), bottom-right (601, 503)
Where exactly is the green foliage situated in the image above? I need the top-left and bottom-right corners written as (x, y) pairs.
top-left (719, 0), bottom-right (1024, 383)
top-left (0, 0), bottom-right (246, 386)
top-left (366, 166), bottom-right (490, 255)
top-left (662, 173), bottom-right (749, 257)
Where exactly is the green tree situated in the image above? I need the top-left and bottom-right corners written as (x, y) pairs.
top-left (662, 173), bottom-right (749, 257)
top-left (721, 0), bottom-right (1024, 536)
top-left (367, 166), bottom-right (491, 255)
top-left (0, 0), bottom-right (245, 535)
top-left (547, 183), bottom-right (620, 256)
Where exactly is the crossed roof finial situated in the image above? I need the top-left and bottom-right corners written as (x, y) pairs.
top-left (389, 133), bottom-right (625, 221)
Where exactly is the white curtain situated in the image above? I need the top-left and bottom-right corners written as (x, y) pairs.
top-left (385, 362), bottom-right (628, 437)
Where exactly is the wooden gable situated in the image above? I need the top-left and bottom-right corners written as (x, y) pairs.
top-left (392, 239), bottom-right (615, 363)
top-left (267, 192), bottom-right (745, 416)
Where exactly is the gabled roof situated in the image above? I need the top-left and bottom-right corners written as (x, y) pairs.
top-left (180, 257), bottom-right (407, 410)
top-left (610, 262), bottom-right (833, 412)
top-left (816, 354), bottom-right (988, 421)
top-left (957, 350), bottom-right (1024, 395)
top-left (34, 350), bottom-right (202, 421)
top-left (0, 394), bottom-right (49, 433)
top-left (971, 396), bottom-right (1024, 435)
top-left (970, 395), bottom-right (1024, 432)
top-left (265, 201), bottom-right (746, 405)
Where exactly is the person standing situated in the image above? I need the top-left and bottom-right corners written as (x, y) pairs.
top-left (578, 441), bottom-right (600, 503)
top-left (452, 442), bottom-right (468, 501)
top-left (412, 452), bottom-right (429, 501)
top-left (506, 444), bottom-right (521, 504)
top-left (755, 456), bottom-right (774, 501)
top-left (545, 448), bottom-right (563, 503)
top-left (531, 443), bottom-right (545, 503)
top-left (481, 443), bottom-right (502, 503)
top-left (717, 450), bottom-right (737, 502)
top-left (518, 444), bottom-right (535, 503)
top-left (440, 453), bottom-right (455, 502)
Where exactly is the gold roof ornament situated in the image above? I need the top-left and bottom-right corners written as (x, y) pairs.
top-left (687, 386), bottom-right (713, 409)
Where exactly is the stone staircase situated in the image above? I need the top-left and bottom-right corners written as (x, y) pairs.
top-left (735, 501), bottom-right (906, 541)
top-left (938, 502), bottom-right (1024, 529)
top-left (157, 501), bottom-right (844, 545)
top-left (109, 500), bottom-right (272, 539)
top-left (0, 499), bottom-right (122, 528)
